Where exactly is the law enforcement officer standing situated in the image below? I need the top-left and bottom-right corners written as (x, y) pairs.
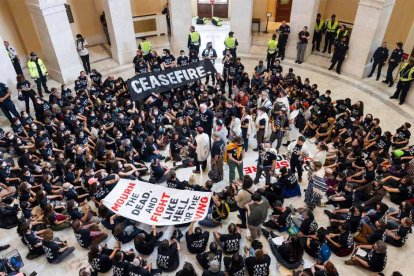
top-left (27, 52), bottom-right (49, 97)
top-left (224, 31), bottom-right (238, 59)
top-left (267, 34), bottom-right (278, 70)
top-left (383, 42), bottom-right (404, 87)
top-left (312, 13), bottom-right (324, 52)
top-left (368, 42), bottom-right (389, 81)
top-left (138, 37), bottom-right (152, 61)
top-left (277, 21), bottom-right (290, 60)
top-left (188, 26), bottom-right (201, 55)
top-left (328, 36), bottom-right (348, 74)
top-left (323, 14), bottom-right (338, 54)
top-left (4, 41), bottom-right (23, 75)
top-left (390, 59), bottom-right (414, 105)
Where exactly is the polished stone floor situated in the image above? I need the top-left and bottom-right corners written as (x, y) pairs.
top-left (1, 20), bottom-right (413, 276)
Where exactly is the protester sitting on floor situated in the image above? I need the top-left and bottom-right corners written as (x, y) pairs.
top-left (345, 240), bottom-right (387, 272)
top-left (71, 219), bottom-right (108, 248)
top-left (88, 242), bottom-right (121, 273)
top-left (326, 222), bottom-right (354, 257)
top-left (42, 229), bottom-right (75, 264)
top-left (213, 222), bottom-right (241, 254)
top-left (156, 229), bottom-right (183, 272)
top-left (196, 241), bottom-right (223, 270)
top-left (186, 221), bottom-right (210, 254)
top-left (134, 225), bottom-right (163, 255)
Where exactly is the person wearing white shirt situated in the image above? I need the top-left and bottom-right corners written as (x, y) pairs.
top-left (75, 34), bottom-right (90, 74)
top-left (4, 41), bottom-right (23, 75)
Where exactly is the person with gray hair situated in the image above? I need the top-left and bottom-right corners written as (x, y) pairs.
top-left (345, 240), bottom-right (387, 272)
top-left (202, 259), bottom-right (224, 276)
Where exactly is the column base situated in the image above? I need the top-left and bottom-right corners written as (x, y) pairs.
top-left (112, 48), bottom-right (137, 65)
top-left (48, 62), bottom-right (83, 85)
top-left (237, 39), bottom-right (252, 54)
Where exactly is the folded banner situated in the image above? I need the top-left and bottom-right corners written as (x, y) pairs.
top-left (102, 179), bottom-right (212, 225)
top-left (127, 60), bottom-right (217, 101)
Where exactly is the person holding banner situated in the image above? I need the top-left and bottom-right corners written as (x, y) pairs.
top-left (156, 230), bottom-right (183, 272)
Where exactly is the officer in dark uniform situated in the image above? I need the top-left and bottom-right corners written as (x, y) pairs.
top-left (328, 36), bottom-right (348, 74)
top-left (277, 21), bottom-right (290, 60)
top-left (383, 42), bottom-right (404, 87)
top-left (390, 59), bottom-right (414, 105)
top-left (368, 42), bottom-right (389, 80)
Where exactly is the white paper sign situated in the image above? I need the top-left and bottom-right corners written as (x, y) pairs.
top-left (102, 179), bottom-right (212, 225)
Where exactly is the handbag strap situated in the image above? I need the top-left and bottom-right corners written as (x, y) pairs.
top-left (243, 188), bottom-right (253, 195)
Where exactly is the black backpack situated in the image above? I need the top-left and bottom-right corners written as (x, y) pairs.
top-left (295, 112), bottom-right (306, 131)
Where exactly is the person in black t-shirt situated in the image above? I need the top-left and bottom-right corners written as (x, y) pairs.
top-left (88, 242), bottom-right (120, 273)
top-left (42, 229), bottom-right (75, 264)
top-left (177, 50), bottom-right (189, 66)
top-left (112, 251), bottom-right (131, 276)
top-left (21, 221), bottom-right (45, 259)
top-left (186, 221), bottom-right (209, 254)
top-left (383, 217), bottom-right (412, 247)
top-left (391, 122), bottom-right (411, 149)
top-left (213, 223), bottom-right (241, 254)
top-left (294, 208), bottom-right (318, 237)
top-left (254, 141), bottom-right (277, 186)
top-left (345, 240), bottom-right (387, 272)
top-left (72, 219), bottom-right (108, 248)
top-left (263, 200), bottom-right (293, 232)
top-left (277, 166), bottom-right (301, 198)
top-left (156, 229), bottom-right (183, 272)
top-left (134, 225), bottom-right (163, 255)
top-left (326, 222), bottom-right (354, 257)
top-left (223, 253), bottom-right (245, 276)
top-left (202, 259), bottom-right (225, 276)
top-left (245, 248), bottom-right (271, 276)
top-left (196, 242), bottom-right (223, 270)
top-left (161, 49), bottom-right (176, 69)
top-left (211, 132), bottom-right (225, 181)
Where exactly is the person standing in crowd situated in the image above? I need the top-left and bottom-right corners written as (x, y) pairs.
top-left (0, 82), bottom-right (20, 123)
top-left (100, 12), bottom-right (110, 45)
top-left (138, 37), bottom-right (152, 61)
top-left (389, 59), bottom-right (414, 105)
top-left (4, 41), bottom-right (23, 75)
top-left (277, 20), bottom-right (290, 60)
top-left (368, 42), bottom-right (389, 81)
top-left (233, 176), bottom-right (255, 229)
top-left (312, 13), bottom-right (324, 52)
top-left (224, 32), bottom-right (238, 59)
top-left (16, 74), bottom-right (36, 113)
top-left (200, 103), bottom-right (214, 139)
top-left (323, 14), bottom-right (339, 54)
top-left (287, 136), bottom-right (309, 182)
top-left (227, 137), bottom-right (245, 184)
top-left (296, 26), bottom-right (310, 64)
top-left (202, 42), bottom-right (217, 85)
top-left (253, 141), bottom-right (277, 186)
top-left (75, 34), bottom-right (90, 74)
top-left (267, 34), bottom-right (278, 70)
top-left (254, 106), bottom-right (269, 151)
top-left (188, 26), bottom-right (201, 55)
top-left (211, 132), bottom-right (225, 181)
top-left (328, 36), bottom-right (349, 74)
top-left (27, 52), bottom-right (49, 97)
top-left (191, 127), bottom-right (210, 173)
top-left (246, 192), bottom-right (269, 241)
top-left (383, 42), bottom-right (404, 87)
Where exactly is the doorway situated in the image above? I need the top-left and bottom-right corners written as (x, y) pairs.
top-left (275, 0), bottom-right (292, 22)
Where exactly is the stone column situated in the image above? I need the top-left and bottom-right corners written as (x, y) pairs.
top-left (230, 0), bottom-right (253, 53)
top-left (285, 0), bottom-right (320, 61)
top-left (102, 0), bottom-right (136, 65)
top-left (169, 0), bottom-right (193, 54)
top-left (342, 0), bottom-right (396, 78)
top-left (0, 34), bottom-right (18, 89)
top-left (25, 0), bottom-right (83, 84)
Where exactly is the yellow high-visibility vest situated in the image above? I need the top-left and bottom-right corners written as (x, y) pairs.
top-left (326, 20), bottom-right (338, 32)
top-left (315, 19), bottom-right (325, 31)
top-left (400, 63), bottom-right (414, 82)
top-left (268, 39), bottom-right (278, 54)
top-left (336, 29), bottom-right (348, 39)
top-left (139, 41), bottom-right (152, 55)
top-left (190, 31), bottom-right (200, 46)
top-left (27, 58), bottom-right (47, 79)
top-left (224, 37), bottom-right (236, 49)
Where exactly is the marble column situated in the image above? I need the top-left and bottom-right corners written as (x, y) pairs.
top-left (230, 0), bottom-right (253, 53)
top-left (25, 0), bottom-right (83, 84)
top-left (102, 0), bottom-right (136, 65)
top-left (342, 0), bottom-right (396, 79)
top-left (285, 0), bottom-right (320, 61)
top-left (0, 34), bottom-right (18, 90)
top-left (169, 0), bottom-right (193, 54)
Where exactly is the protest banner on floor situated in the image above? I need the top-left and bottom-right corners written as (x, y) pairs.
top-left (102, 179), bottom-right (212, 225)
top-left (127, 60), bottom-right (216, 101)
top-left (243, 154), bottom-right (313, 175)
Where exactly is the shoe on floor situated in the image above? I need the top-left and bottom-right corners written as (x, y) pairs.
top-left (344, 259), bottom-right (354, 266)
top-left (270, 231), bottom-right (278, 239)
top-left (382, 80), bottom-right (388, 83)
top-left (261, 228), bottom-right (270, 239)
top-left (389, 96), bottom-right (397, 99)
top-left (192, 170), bottom-right (201, 174)
top-left (0, 244), bottom-right (10, 251)
top-left (237, 223), bottom-right (247, 229)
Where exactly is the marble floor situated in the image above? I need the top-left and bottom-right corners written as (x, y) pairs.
top-left (1, 21), bottom-right (414, 276)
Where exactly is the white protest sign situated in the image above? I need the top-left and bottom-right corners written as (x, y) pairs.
top-left (102, 179), bottom-right (212, 225)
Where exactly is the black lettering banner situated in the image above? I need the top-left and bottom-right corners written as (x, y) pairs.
top-left (127, 60), bottom-right (217, 101)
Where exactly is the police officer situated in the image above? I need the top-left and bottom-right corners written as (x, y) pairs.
top-left (188, 26), bottom-right (201, 55)
top-left (328, 36), bottom-right (348, 74)
top-left (389, 59), bottom-right (414, 105)
top-left (224, 31), bottom-right (238, 59)
top-left (277, 21), bottom-right (290, 60)
top-left (4, 41), bottom-right (23, 75)
top-left (267, 34), bottom-right (278, 70)
top-left (138, 37), bottom-right (152, 61)
top-left (383, 42), bottom-right (404, 87)
top-left (335, 25), bottom-right (348, 44)
top-left (323, 14), bottom-right (338, 54)
top-left (368, 42), bottom-right (389, 80)
top-left (253, 141), bottom-right (277, 186)
top-left (312, 13), bottom-right (324, 52)
top-left (27, 52), bottom-right (49, 97)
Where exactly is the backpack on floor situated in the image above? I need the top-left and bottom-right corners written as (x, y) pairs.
top-left (196, 17), bottom-right (208, 25)
top-left (212, 200), bottom-right (230, 221)
top-left (294, 112), bottom-right (306, 131)
top-left (317, 242), bottom-right (331, 263)
top-left (212, 17), bottom-right (223, 26)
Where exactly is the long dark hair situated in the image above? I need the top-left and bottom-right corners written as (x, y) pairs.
top-left (289, 235), bottom-right (304, 261)
top-left (88, 244), bottom-right (100, 264)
